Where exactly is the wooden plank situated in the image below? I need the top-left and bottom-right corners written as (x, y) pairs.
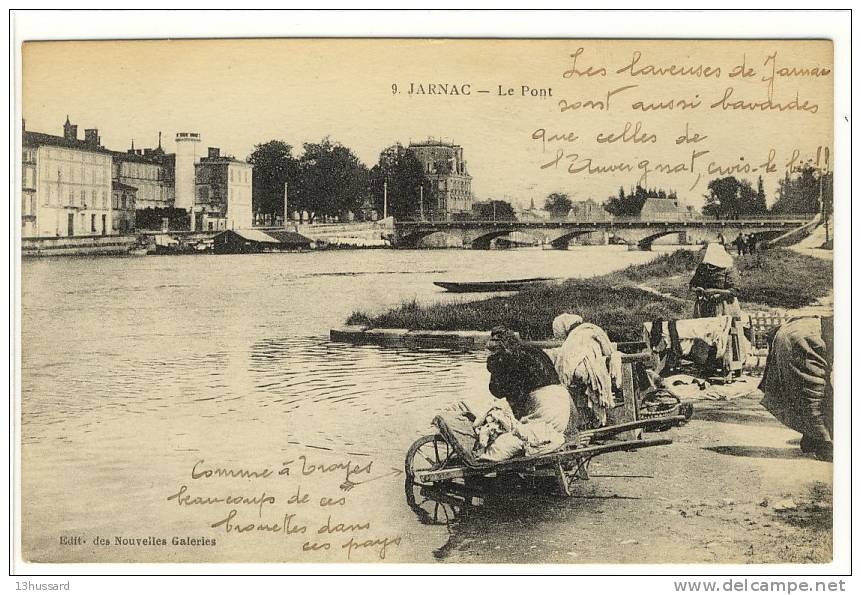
top-left (608, 362), bottom-right (641, 440)
top-left (417, 438), bottom-right (673, 483)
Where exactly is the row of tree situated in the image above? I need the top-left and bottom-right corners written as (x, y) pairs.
top-left (248, 138), bottom-right (831, 223)
top-left (248, 139), bottom-right (432, 222)
top-left (771, 167), bottom-right (833, 216)
top-left (702, 177), bottom-right (768, 219)
top-left (249, 139), bottom-right (369, 223)
top-left (702, 166), bottom-right (831, 219)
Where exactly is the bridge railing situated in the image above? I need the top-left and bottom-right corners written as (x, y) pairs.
top-left (395, 216), bottom-right (814, 226)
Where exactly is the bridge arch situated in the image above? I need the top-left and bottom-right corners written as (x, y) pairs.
top-left (548, 229), bottom-right (600, 250)
top-left (397, 229), bottom-right (446, 249)
top-left (469, 229), bottom-right (518, 250)
top-left (637, 230), bottom-right (685, 250)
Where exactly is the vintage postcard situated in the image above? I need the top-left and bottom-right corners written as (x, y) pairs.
top-left (12, 14), bottom-right (847, 573)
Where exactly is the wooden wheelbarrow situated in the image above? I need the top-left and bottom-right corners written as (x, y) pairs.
top-left (405, 414), bottom-right (684, 497)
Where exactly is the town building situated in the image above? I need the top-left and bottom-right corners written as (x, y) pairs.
top-left (21, 117), bottom-right (114, 238)
top-left (194, 147), bottom-right (254, 231)
top-left (408, 139), bottom-right (473, 220)
top-left (111, 181), bottom-right (137, 234)
top-left (517, 198), bottom-right (549, 222)
top-left (213, 229), bottom-right (312, 254)
top-left (21, 119), bottom-right (220, 236)
top-left (110, 134), bottom-right (176, 211)
top-left (639, 197), bottom-right (697, 221)
top-left (568, 199), bottom-right (611, 222)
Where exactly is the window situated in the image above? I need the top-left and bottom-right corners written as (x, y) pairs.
top-left (91, 214), bottom-right (96, 233)
top-left (81, 190), bottom-right (86, 208)
top-left (91, 190), bottom-right (97, 209)
top-left (102, 191), bottom-right (107, 209)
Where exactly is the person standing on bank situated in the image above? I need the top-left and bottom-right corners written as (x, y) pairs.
top-left (746, 233), bottom-right (758, 254)
top-left (689, 243), bottom-right (743, 319)
top-left (734, 233), bottom-right (747, 255)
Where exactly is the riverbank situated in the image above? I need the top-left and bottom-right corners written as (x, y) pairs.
top-left (347, 247), bottom-right (833, 342)
top-left (432, 392), bottom-right (833, 564)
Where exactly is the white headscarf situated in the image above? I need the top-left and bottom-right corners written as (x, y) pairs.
top-left (701, 242), bottom-right (734, 269)
top-left (552, 313), bottom-right (583, 339)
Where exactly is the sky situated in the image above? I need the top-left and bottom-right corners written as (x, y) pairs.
top-left (22, 39), bottom-right (833, 210)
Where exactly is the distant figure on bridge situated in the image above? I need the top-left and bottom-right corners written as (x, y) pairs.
top-left (733, 233), bottom-right (747, 255)
top-left (689, 243), bottom-right (743, 319)
top-left (746, 233), bottom-right (758, 255)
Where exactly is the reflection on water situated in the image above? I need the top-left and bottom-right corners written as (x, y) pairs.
top-left (20, 247), bottom-right (666, 562)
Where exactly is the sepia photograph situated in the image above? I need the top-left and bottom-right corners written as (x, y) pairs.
top-left (8, 9), bottom-right (851, 580)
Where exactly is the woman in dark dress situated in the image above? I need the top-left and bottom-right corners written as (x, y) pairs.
top-left (485, 327), bottom-right (572, 434)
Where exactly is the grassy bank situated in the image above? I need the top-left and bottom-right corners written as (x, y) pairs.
top-left (347, 248), bottom-right (832, 342)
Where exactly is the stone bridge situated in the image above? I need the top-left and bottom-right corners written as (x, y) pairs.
top-left (392, 218), bottom-right (811, 250)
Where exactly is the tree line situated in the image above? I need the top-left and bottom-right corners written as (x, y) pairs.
top-left (247, 137), bottom-right (831, 223)
top-left (248, 139), bottom-right (431, 223)
top-left (544, 166), bottom-right (831, 220)
top-left (701, 166), bottom-right (831, 218)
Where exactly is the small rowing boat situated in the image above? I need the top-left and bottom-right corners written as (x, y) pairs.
top-left (433, 277), bottom-right (556, 293)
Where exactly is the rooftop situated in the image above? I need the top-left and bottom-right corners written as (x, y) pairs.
top-left (23, 130), bottom-right (112, 155)
top-left (408, 138), bottom-right (462, 149)
top-left (640, 197), bottom-right (686, 214)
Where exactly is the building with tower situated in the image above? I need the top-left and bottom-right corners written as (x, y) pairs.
top-left (174, 132), bottom-right (201, 215)
top-left (407, 139), bottom-right (473, 220)
top-left (20, 119), bottom-right (249, 235)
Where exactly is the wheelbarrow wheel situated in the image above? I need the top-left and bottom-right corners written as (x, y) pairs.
top-left (405, 434), bottom-right (453, 486)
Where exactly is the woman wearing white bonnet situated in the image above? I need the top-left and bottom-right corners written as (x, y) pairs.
top-left (552, 313), bottom-right (583, 340)
top-left (689, 242), bottom-right (743, 318)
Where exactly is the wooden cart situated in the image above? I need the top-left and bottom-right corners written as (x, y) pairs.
top-left (405, 414), bottom-right (683, 497)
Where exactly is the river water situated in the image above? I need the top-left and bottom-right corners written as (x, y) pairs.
top-left (20, 246), bottom-right (666, 564)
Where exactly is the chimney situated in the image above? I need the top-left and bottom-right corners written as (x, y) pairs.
top-left (84, 128), bottom-right (100, 147)
top-left (208, 147), bottom-right (220, 159)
